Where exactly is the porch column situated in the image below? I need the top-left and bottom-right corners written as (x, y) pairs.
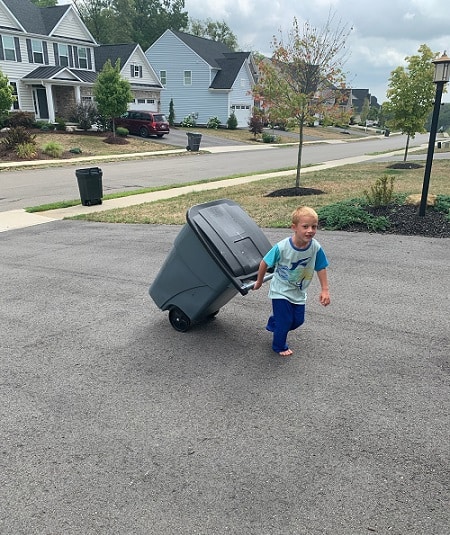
top-left (44, 83), bottom-right (55, 122)
top-left (74, 85), bottom-right (81, 103)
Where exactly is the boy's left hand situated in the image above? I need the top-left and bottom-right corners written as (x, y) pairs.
top-left (320, 291), bottom-right (330, 306)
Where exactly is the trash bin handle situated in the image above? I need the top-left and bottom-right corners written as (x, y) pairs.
top-left (240, 273), bottom-right (273, 295)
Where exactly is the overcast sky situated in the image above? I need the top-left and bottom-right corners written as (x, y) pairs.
top-left (184, 0), bottom-right (450, 104)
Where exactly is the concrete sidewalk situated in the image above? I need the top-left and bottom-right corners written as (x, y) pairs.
top-left (0, 141), bottom-right (430, 233)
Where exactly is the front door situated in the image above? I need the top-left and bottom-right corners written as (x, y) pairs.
top-left (33, 87), bottom-right (49, 120)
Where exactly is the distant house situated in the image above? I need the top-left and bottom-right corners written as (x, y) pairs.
top-left (351, 88), bottom-right (380, 120)
top-left (95, 43), bottom-right (162, 112)
top-left (0, 0), bottom-right (162, 122)
top-left (146, 29), bottom-right (257, 127)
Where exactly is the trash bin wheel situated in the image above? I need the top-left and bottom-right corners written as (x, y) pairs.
top-left (169, 307), bottom-right (191, 332)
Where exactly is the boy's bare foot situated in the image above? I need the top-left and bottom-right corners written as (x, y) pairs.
top-left (278, 349), bottom-right (293, 357)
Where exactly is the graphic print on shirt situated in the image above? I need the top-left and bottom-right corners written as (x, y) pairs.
top-left (276, 255), bottom-right (313, 290)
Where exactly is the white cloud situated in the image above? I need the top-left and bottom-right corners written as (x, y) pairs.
top-left (183, 0), bottom-right (450, 102)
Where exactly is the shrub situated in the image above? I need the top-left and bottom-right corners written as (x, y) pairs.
top-left (168, 98), bottom-right (175, 126)
top-left (15, 142), bottom-right (37, 159)
top-left (116, 126), bottom-right (128, 137)
top-left (227, 112), bottom-right (238, 130)
top-left (207, 116), bottom-right (221, 129)
top-left (55, 117), bottom-right (66, 131)
top-left (249, 115), bottom-right (263, 137)
top-left (318, 202), bottom-right (391, 232)
top-left (364, 175), bottom-right (395, 206)
top-left (1, 126), bottom-right (36, 150)
top-left (180, 113), bottom-right (197, 127)
top-left (42, 141), bottom-right (63, 158)
top-left (261, 132), bottom-right (276, 143)
top-left (35, 120), bottom-right (53, 131)
top-left (69, 101), bottom-right (98, 131)
top-left (4, 111), bottom-right (35, 128)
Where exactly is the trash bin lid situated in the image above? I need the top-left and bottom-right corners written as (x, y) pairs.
top-left (187, 199), bottom-right (272, 277)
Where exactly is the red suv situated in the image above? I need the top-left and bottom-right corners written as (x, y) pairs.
top-left (115, 110), bottom-right (170, 138)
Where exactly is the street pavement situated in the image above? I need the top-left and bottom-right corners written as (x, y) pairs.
top-left (1, 218), bottom-right (449, 534)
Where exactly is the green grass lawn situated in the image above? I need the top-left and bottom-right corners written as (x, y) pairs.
top-left (68, 159), bottom-right (450, 228)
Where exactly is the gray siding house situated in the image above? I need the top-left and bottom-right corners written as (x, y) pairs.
top-left (146, 29), bottom-right (257, 127)
top-left (0, 0), bottom-right (162, 122)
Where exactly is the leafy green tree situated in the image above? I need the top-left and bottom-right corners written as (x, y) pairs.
top-left (30, 0), bottom-right (57, 5)
top-left (188, 18), bottom-right (239, 50)
top-left (93, 59), bottom-right (133, 135)
top-left (75, 0), bottom-right (188, 49)
top-left (383, 44), bottom-right (437, 162)
top-left (252, 14), bottom-right (351, 191)
top-left (0, 70), bottom-right (14, 117)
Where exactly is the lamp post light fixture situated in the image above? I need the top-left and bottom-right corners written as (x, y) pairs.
top-left (418, 52), bottom-right (450, 216)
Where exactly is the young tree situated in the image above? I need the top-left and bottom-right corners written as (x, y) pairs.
top-left (252, 14), bottom-right (351, 192)
top-left (93, 59), bottom-right (133, 135)
top-left (0, 70), bottom-right (15, 116)
top-left (383, 44), bottom-right (437, 162)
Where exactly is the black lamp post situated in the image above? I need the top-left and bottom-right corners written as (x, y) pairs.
top-left (419, 52), bottom-right (450, 216)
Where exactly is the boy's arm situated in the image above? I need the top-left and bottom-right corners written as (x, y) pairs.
top-left (316, 268), bottom-right (330, 306)
top-left (253, 260), bottom-right (268, 290)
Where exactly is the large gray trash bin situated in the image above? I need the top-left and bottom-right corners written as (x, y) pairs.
top-left (149, 199), bottom-right (272, 331)
top-left (186, 132), bottom-right (202, 151)
top-left (76, 167), bottom-right (103, 206)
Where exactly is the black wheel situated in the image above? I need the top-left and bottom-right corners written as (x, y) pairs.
top-left (169, 307), bottom-right (191, 332)
top-left (139, 126), bottom-right (149, 138)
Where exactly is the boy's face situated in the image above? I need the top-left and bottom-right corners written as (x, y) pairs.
top-left (291, 215), bottom-right (318, 246)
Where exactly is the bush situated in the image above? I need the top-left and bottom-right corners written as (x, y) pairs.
top-left (116, 126), bottom-right (128, 137)
top-left (1, 126), bottom-right (36, 150)
top-left (261, 132), bottom-right (276, 143)
top-left (364, 175), bottom-right (395, 206)
top-left (55, 117), bottom-right (66, 131)
top-left (207, 116), bottom-right (221, 129)
top-left (227, 112), bottom-right (238, 130)
top-left (318, 202), bottom-right (391, 232)
top-left (15, 142), bottom-right (37, 159)
top-left (35, 120), bottom-right (53, 131)
top-left (42, 141), bottom-right (63, 158)
top-left (4, 111), bottom-right (35, 128)
top-left (180, 113), bottom-right (197, 127)
top-left (249, 115), bottom-right (263, 137)
top-left (168, 98), bottom-right (175, 126)
top-left (69, 101), bottom-right (98, 131)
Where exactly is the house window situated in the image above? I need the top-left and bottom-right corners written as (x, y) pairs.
top-left (78, 47), bottom-right (87, 69)
top-left (10, 82), bottom-right (19, 110)
top-left (160, 70), bottom-right (167, 85)
top-left (2, 35), bottom-right (16, 61)
top-left (31, 40), bottom-right (44, 63)
top-left (130, 64), bottom-right (143, 78)
top-left (58, 44), bottom-right (69, 67)
top-left (184, 70), bottom-right (192, 86)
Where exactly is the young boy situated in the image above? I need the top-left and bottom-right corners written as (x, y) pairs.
top-left (253, 206), bottom-right (330, 356)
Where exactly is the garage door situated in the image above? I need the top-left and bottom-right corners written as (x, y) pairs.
top-left (231, 104), bottom-right (251, 128)
top-left (131, 98), bottom-right (157, 112)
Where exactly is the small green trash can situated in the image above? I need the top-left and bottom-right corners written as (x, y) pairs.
top-left (76, 167), bottom-right (103, 206)
top-left (186, 132), bottom-right (202, 151)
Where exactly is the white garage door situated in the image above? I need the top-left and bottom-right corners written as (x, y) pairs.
top-left (130, 97), bottom-right (157, 112)
top-left (231, 104), bottom-right (251, 127)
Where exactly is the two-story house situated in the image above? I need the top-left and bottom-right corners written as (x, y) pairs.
top-left (0, 0), bottom-right (162, 123)
top-left (146, 29), bottom-right (257, 128)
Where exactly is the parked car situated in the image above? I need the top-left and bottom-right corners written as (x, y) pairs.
top-left (114, 110), bottom-right (170, 138)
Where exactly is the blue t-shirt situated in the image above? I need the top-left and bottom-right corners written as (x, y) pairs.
top-left (263, 237), bottom-right (328, 304)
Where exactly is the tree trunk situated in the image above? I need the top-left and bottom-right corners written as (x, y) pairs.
top-left (403, 134), bottom-right (410, 162)
top-left (295, 115), bottom-right (305, 191)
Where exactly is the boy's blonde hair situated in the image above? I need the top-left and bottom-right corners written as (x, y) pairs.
top-left (291, 206), bottom-right (318, 224)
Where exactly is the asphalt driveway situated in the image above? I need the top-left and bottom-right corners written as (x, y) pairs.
top-left (1, 221), bottom-right (448, 534)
